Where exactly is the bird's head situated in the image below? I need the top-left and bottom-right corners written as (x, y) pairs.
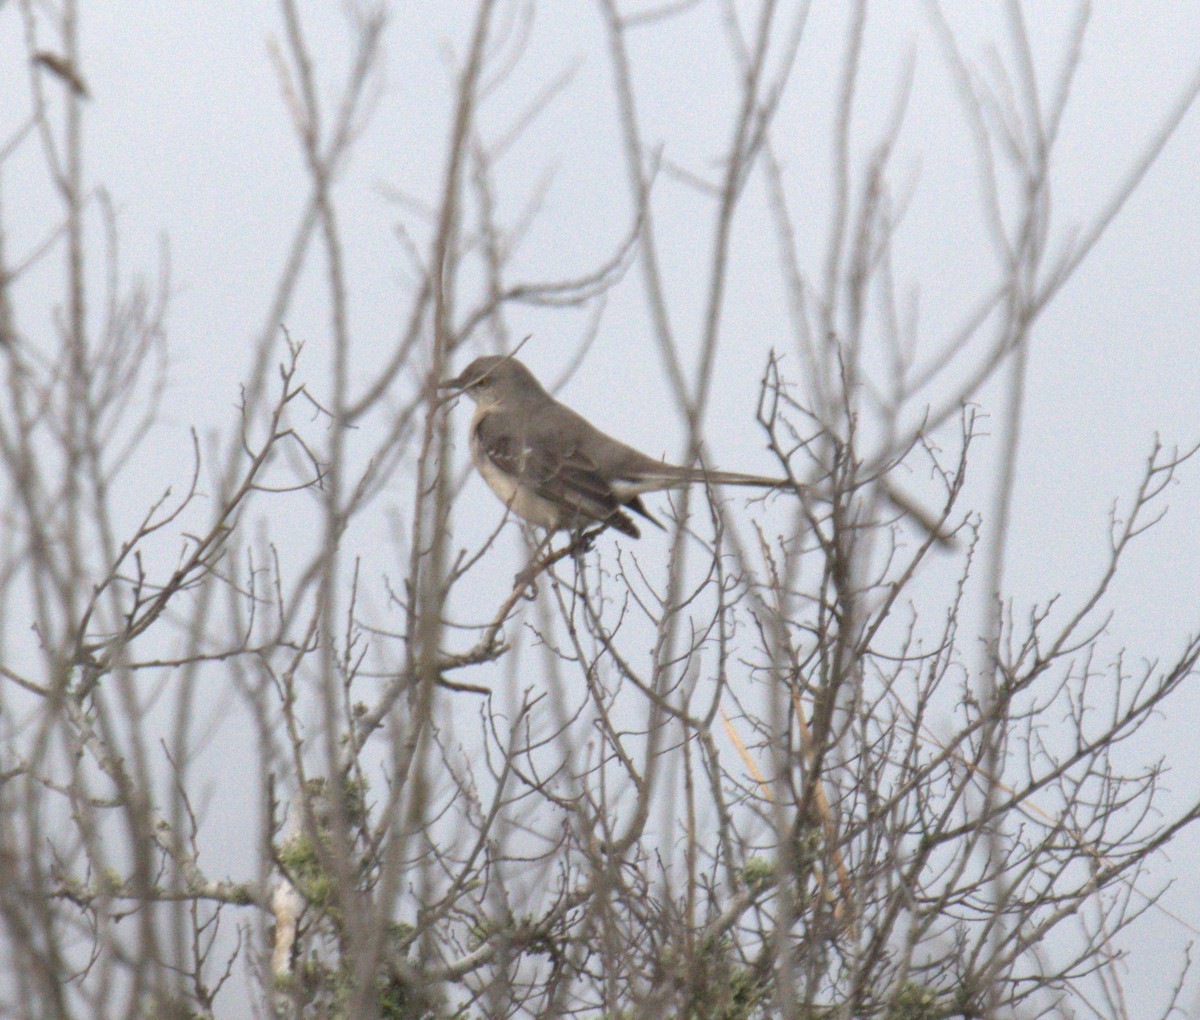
top-left (438, 355), bottom-right (543, 407)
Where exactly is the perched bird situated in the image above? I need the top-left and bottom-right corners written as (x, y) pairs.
top-left (439, 355), bottom-right (788, 538)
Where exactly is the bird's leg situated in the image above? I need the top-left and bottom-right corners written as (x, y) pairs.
top-left (568, 526), bottom-right (604, 556)
top-left (514, 526), bottom-right (604, 594)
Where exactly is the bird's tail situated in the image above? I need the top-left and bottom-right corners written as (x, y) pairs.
top-left (616, 466), bottom-right (790, 492)
top-left (681, 468), bottom-right (790, 488)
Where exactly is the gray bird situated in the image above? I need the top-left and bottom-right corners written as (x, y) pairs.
top-left (440, 355), bottom-right (787, 538)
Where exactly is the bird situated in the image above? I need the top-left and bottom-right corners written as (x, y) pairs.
top-left (439, 355), bottom-right (790, 539)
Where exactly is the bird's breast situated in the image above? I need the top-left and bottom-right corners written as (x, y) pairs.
top-left (469, 408), bottom-right (565, 530)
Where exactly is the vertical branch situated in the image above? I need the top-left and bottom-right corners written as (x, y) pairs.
top-left (398, 0), bottom-right (496, 987)
top-left (597, 0), bottom-right (687, 405)
top-left (61, 0), bottom-right (86, 628)
top-left (974, 4), bottom-right (1057, 1007)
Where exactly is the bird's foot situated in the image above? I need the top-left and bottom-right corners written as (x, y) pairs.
top-left (513, 527), bottom-right (603, 594)
top-left (569, 527), bottom-right (603, 556)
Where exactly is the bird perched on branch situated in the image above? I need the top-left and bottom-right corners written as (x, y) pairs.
top-left (440, 354), bottom-right (951, 545)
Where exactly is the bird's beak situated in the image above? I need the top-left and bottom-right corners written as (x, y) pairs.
top-left (436, 371), bottom-right (466, 395)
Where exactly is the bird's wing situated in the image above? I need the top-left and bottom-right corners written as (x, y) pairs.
top-left (545, 402), bottom-right (691, 490)
top-left (475, 410), bottom-right (636, 532)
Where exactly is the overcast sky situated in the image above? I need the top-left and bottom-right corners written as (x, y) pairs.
top-left (3, 2), bottom-right (1200, 1013)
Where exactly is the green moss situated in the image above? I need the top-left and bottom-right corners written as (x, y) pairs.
top-left (887, 981), bottom-right (939, 1020)
top-left (277, 833), bottom-right (336, 911)
top-left (226, 882), bottom-right (254, 906)
top-left (739, 856), bottom-right (774, 889)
